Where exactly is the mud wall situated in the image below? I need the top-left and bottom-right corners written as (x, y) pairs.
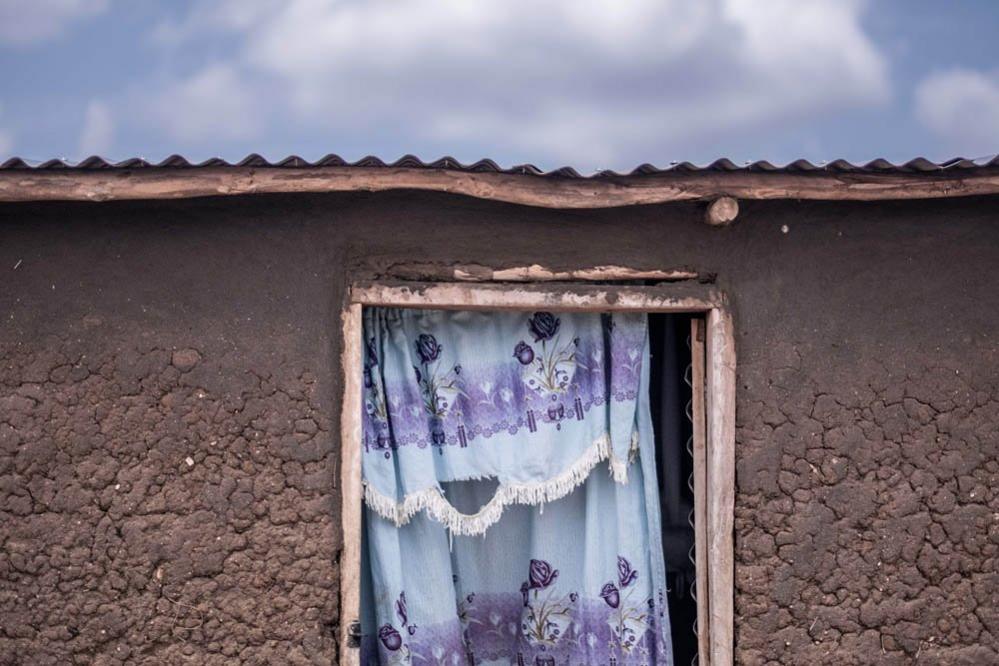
top-left (0, 191), bottom-right (996, 664)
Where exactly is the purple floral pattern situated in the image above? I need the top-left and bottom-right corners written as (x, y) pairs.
top-left (602, 556), bottom-right (652, 654)
top-left (618, 555), bottom-right (639, 588)
top-left (513, 341), bottom-right (535, 365)
top-left (519, 559), bottom-right (576, 649)
top-left (528, 312), bottom-right (561, 342)
top-left (363, 337), bottom-right (394, 458)
top-left (516, 313), bottom-right (581, 405)
top-left (378, 624), bottom-right (402, 651)
top-left (363, 583), bottom-right (666, 665)
top-left (412, 334), bottom-right (463, 419)
top-left (528, 558), bottom-right (559, 589)
top-left (600, 582), bottom-right (620, 609)
top-left (409, 333), bottom-right (466, 454)
top-left (362, 312), bottom-right (645, 456)
top-left (395, 591), bottom-right (418, 635)
top-left (373, 592), bottom-right (420, 665)
top-left (415, 333), bottom-right (442, 363)
top-left (514, 313), bottom-right (583, 431)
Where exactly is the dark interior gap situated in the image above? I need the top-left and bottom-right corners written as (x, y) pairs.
top-left (649, 313), bottom-right (698, 665)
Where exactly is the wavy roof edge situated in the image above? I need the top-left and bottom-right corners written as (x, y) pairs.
top-left (2, 153), bottom-right (998, 176)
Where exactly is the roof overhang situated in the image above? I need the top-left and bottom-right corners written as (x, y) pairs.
top-left (1, 161), bottom-right (998, 208)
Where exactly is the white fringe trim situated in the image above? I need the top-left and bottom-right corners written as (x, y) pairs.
top-left (363, 432), bottom-right (638, 537)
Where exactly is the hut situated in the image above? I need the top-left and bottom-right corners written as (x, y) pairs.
top-left (0, 155), bottom-right (997, 665)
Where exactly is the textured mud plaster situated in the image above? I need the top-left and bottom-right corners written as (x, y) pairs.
top-left (0, 201), bottom-right (344, 665)
top-left (735, 357), bottom-right (998, 665)
top-left (0, 339), bottom-right (338, 664)
top-left (2, 192), bottom-right (999, 664)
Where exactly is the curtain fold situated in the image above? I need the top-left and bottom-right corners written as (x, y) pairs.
top-left (360, 308), bottom-right (674, 665)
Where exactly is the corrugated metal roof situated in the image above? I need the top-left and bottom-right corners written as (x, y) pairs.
top-left (2, 153), bottom-right (998, 178)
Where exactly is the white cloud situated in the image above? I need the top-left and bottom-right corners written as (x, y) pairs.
top-left (149, 0), bottom-right (890, 167)
top-left (0, 0), bottom-right (108, 46)
top-left (147, 63), bottom-right (264, 144)
top-left (915, 68), bottom-right (999, 156)
top-left (78, 99), bottom-right (113, 156)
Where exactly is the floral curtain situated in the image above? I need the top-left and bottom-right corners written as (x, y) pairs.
top-left (360, 307), bottom-right (674, 665)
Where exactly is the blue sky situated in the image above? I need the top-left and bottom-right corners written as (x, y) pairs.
top-left (0, 0), bottom-right (997, 171)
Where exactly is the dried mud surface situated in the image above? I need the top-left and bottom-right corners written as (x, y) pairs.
top-left (1, 193), bottom-right (997, 664)
top-left (0, 341), bottom-right (338, 665)
top-left (734, 355), bottom-right (998, 665)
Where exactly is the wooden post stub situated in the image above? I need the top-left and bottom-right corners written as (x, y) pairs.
top-left (705, 197), bottom-right (739, 226)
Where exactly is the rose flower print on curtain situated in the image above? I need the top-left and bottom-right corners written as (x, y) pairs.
top-left (360, 308), bottom-right (674, 665)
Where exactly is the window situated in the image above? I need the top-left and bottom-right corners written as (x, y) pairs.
top-left (340, 279), bottom-right (734, 665)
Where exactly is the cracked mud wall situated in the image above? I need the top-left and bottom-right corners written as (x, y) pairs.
top-left (0, 199), bottom-right (345, 665)
top-left (1, 192), bottom-right (997, 664)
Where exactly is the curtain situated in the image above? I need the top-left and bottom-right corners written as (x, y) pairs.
top-left (360, 307), bottom-right (674, 665)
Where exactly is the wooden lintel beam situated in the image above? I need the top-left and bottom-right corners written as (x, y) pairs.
top-left (382, 262), bottom-right (699, 283)
top-left (1, 166), bottom-right (997, 207)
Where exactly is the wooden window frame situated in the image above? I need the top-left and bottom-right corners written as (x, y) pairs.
top-left (338, 280), bottom-right (736, 665)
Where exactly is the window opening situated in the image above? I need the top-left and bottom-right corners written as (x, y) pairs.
top-left (340, 281), bottom-right (735, 666)
top-left (359, 307), bottom-right (702, 665)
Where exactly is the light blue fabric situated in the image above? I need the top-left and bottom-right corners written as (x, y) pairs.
top-left (360, 308), bottom-right (674, 665)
